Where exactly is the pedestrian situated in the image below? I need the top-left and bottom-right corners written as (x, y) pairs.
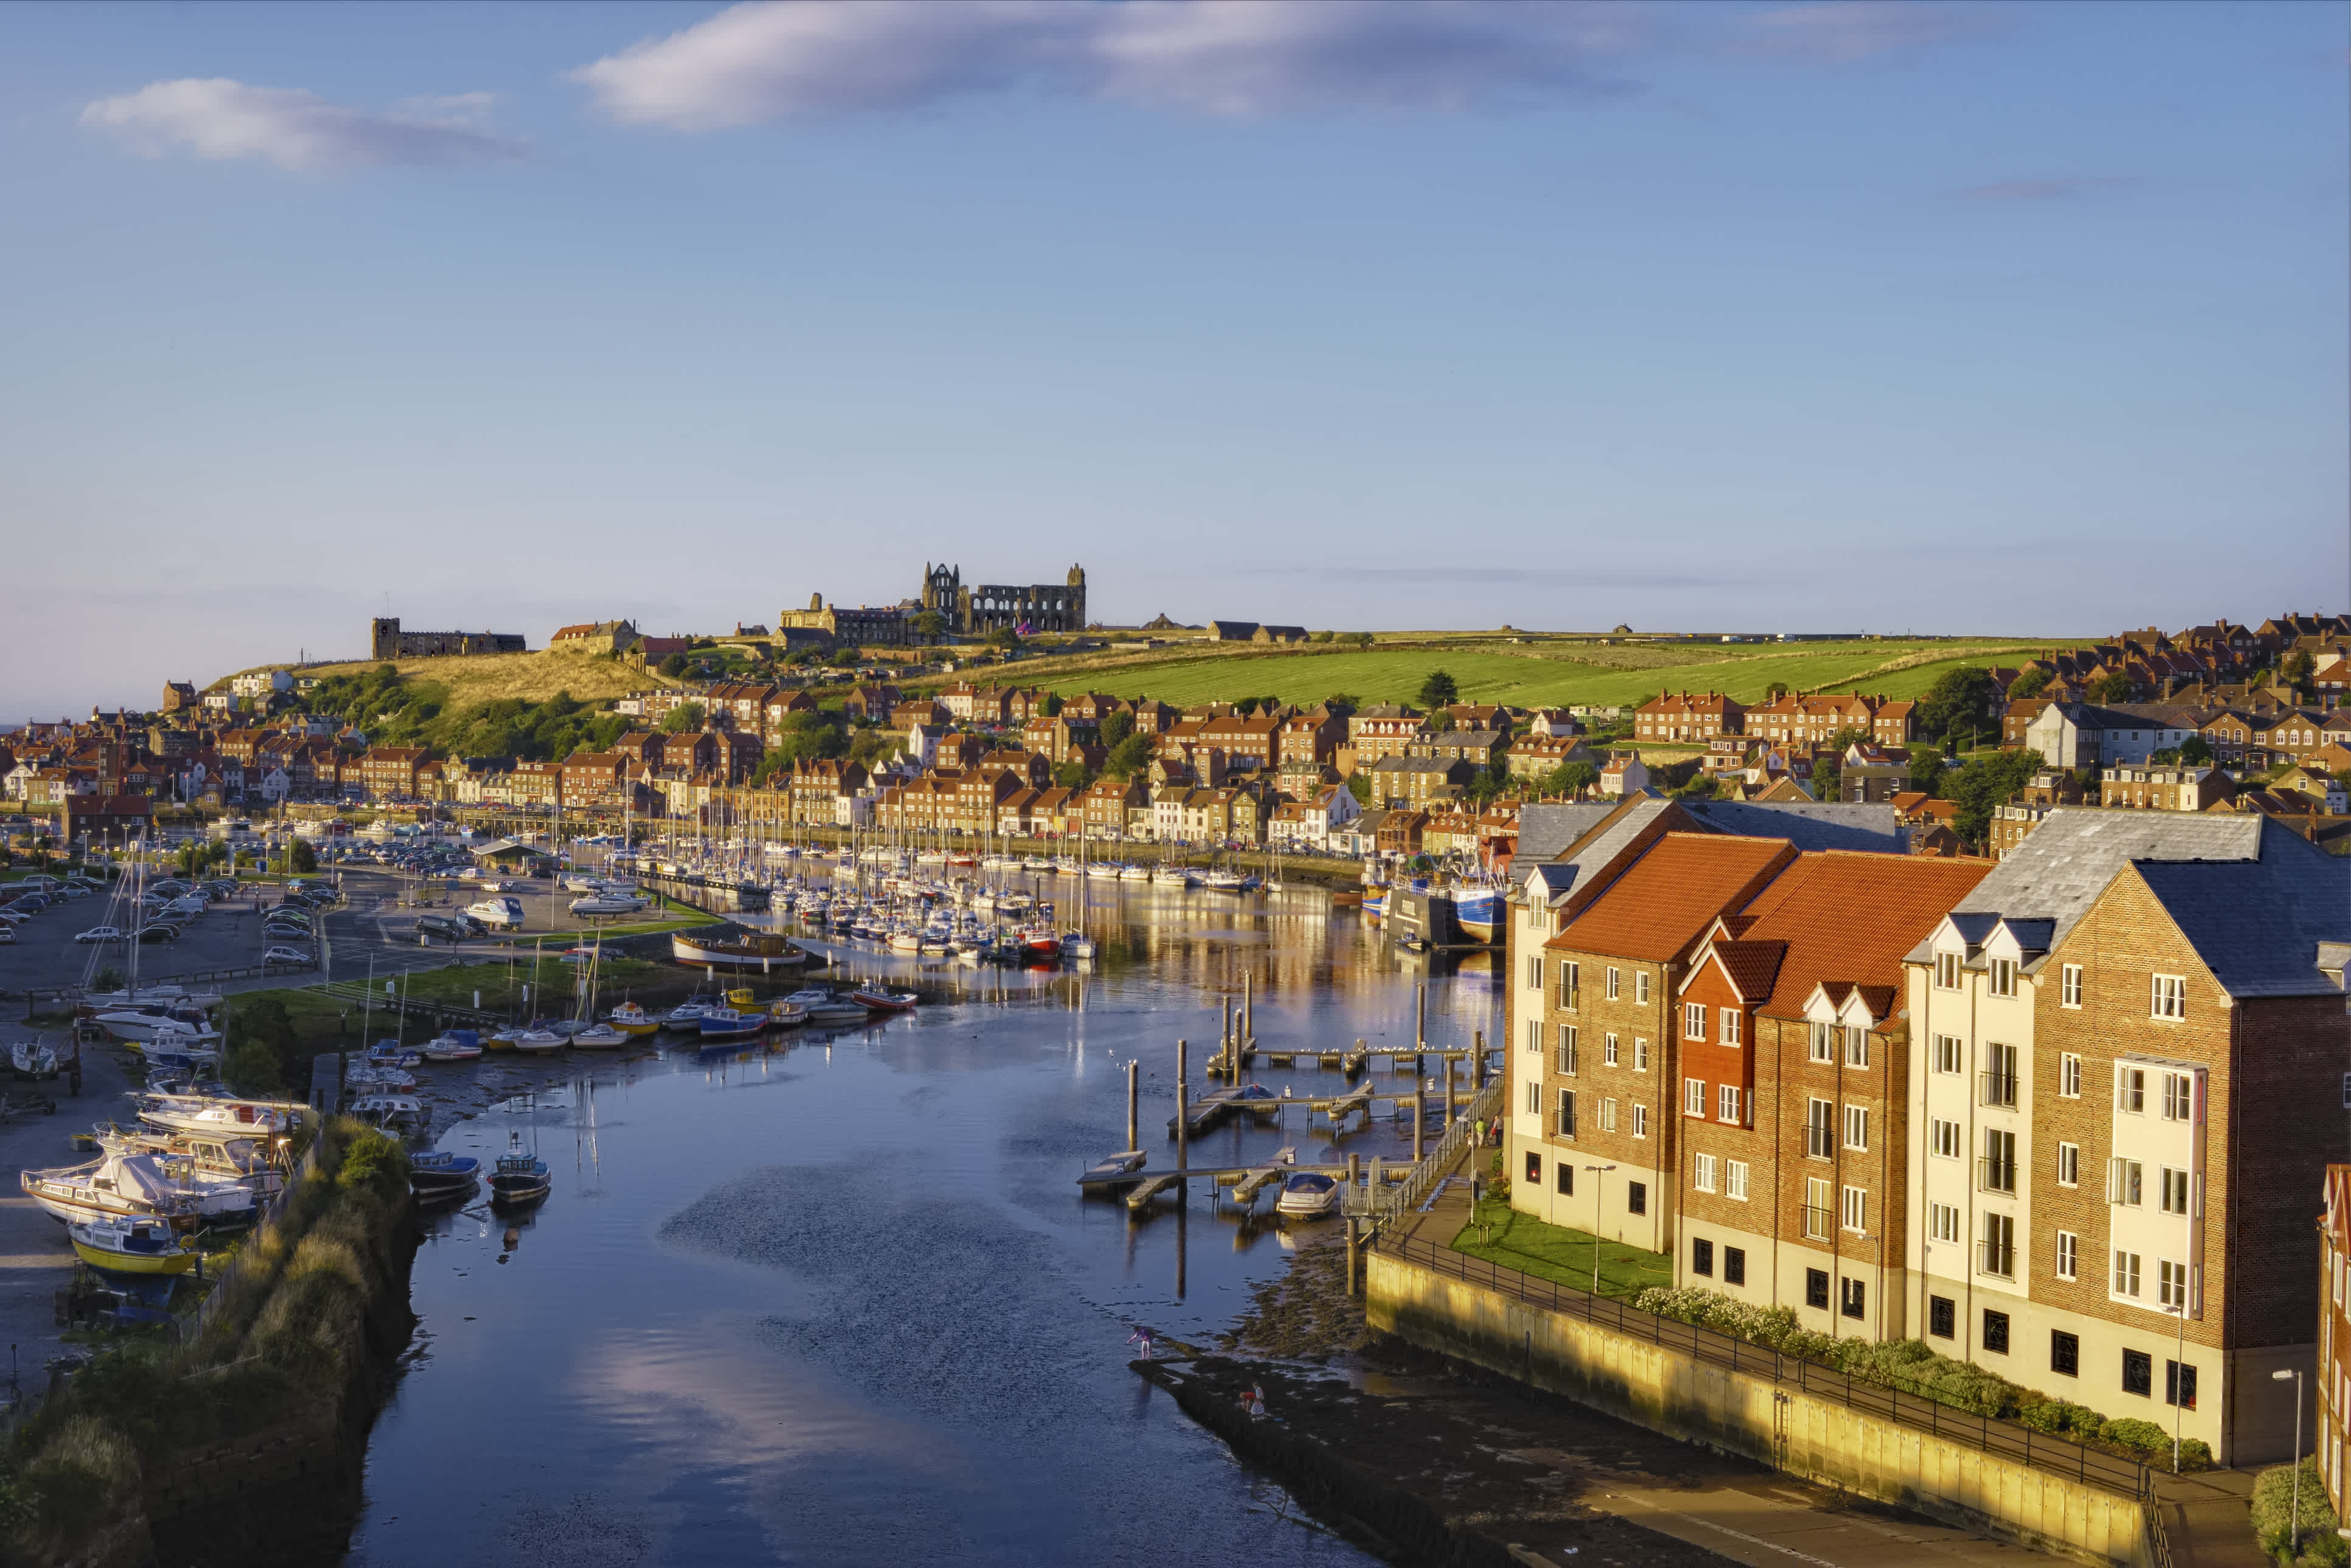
top-left (1248, 1384), bottom-right (1266, 1419)
top-left (1126, 1325), bottom-right (1154, 1361)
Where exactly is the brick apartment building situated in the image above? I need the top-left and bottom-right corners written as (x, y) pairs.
top-left (1907, 810), bottom-right (2351, 1465)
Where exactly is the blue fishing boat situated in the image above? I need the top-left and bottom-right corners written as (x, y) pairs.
top-left (696, 1006), bottom-right (765, 1043)
top-left (408, 1150), bottom-right (482, 1201)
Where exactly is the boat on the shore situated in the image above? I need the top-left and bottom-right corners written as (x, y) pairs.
top-left (671, 930), bottom-right (811, 970)
top-left (137, 1095), bottom-right (295, 1138)
top-left (572, 1023), bottom-right (629, 1050)
top-left (11, 1040), bottom-right (58, 1079)
top-left (510, 1029), bottom-right (565, 1055)
top-left (607, 1003), bottom-right (659, 1037)
top-left (70, 1216), bottom-right (195, 1276)
top-left (422, 1031), bottom-right (484, 1063)
top-left (349, 1095), bottom-right (425, 1132)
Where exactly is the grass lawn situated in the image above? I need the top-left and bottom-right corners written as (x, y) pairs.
top-left (1023, 639), bottom-right (2058, 713)
top-left (1450, 1195), bottom-right (1673, 1301)
top-left (233, 954), bottom-right (680, 1047)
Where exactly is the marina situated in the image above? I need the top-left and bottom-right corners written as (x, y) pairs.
top-left (340, 872), bottom-right (1499, 1565)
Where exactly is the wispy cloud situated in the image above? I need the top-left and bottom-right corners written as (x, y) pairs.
top-left (1733, 2), bottom-right (2005, 64)
top-left (570, 0), bottom-right (1652, 129)
top-left (1955, 175), bottom-right (2136, 201)
top-left (80, 79), bottom-right (523, 173)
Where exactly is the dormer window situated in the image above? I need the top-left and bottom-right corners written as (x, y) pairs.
top-left (1988, 958), bottom-right (2017, 998)
top-left (1935, 951), bottom-right (1962, 990)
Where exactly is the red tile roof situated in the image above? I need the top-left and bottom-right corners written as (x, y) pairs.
top-left (1722, 850), bottom-right (1992, 1019)
top-left (1546, 833), bottom-right (1796, 963)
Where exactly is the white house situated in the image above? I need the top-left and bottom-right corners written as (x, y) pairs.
top-left (1597, 753), bottom-right (1652, 798)
top-left (2023, 702), bottom-right (2196, 769)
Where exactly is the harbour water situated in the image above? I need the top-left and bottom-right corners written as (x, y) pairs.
top-left (344, 879), bottom-right (1503, 1566)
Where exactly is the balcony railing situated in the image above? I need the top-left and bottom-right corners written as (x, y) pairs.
top-left (1978, 1155), bottom-right (2017, 1194)
top-left (1553, 1110), bottom-right (1577, 1139)
top-left (1980, 1069), bottom-right (2019, 1108)
top-left (1806, 1124), bottom-right (1835, 1160)
top-left (1978, 1236), bottom-right (2016, 1278)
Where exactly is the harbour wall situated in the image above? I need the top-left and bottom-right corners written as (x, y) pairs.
top-left (1366, 1248), bottom-right (2155, 1568)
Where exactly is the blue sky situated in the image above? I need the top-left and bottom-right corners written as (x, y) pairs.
top-left (2, 1), bottom-right (2344, 718)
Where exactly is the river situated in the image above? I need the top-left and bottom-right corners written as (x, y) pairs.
top-left (343, 877), bottom-right (1502, 1567)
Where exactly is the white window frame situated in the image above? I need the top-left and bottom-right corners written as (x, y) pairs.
top-left (1935, 1034), bottom-right (1961, 1074)
top-left (2057, 1142), bottom-right (2080, 1187)
top-left (1684, 1077), bottom-right (1706, 1116)
top-left (1633, 1102), bottom-right (1649, 1138)
top-left (2061, 964), bottom-right (2083, 1009)
top-left (1526, 1018), bottom-right (1543, 1054)
top-left (1599, 1097), bottom-right (1617, 1133)
top-left (1935, 951), bottom-right (1962, 990)
top-left (1809, 1021), bottom-right (1832, 1063)
top-left (2056, 1230), bottom-right (2078, 1281)
top-left (2117, 1066), bottom-right (2145, 1113)
top-left (1719, 1083), bottom-right (1742, 1125)
top-left (1605, 965), bottom-right (1620, 1001)
top-left (1720, 1008), bottom-right (1742, 1047)
top-left (1633, 1037), bottom-right (1650, 1073)
top-left (1845, 1026), bottom-right (1869, 1069)
top-left (1524, 1080), bottom-right (1541, 1115)
top-left (1684, 1003), bottom-right (1707, 1041)
top-left (2163, 1072), bottom-right (2195, 1122)
top-left (1843, 1104), bottom-right (1869, 1152)
top-left (2113, 1249), bottom-right (2142, 1298)
top-left (1989, 957), bottom-right (2017, 998)
top-left (1603, 1033), bottom-right (1620, 1066)
top-left (1840, 1185), bottom-right (1868, 1234)
top-left (1692, 1152), bottom-right (1716, 1193)
top-left (2151, 973), bottom-right (2185, 1021)
top-left (1932, 1118), bottom-right (1960, 1160)
top-left (1929, 1202), bottom-right (1960, 1244)
top-left (1635, 971), bottom-right (1650, 1004)
top-left (2060, 1052), bottom-right (2081, 1098)
top-left (1725, 1160), bottom-right (1749, 1201)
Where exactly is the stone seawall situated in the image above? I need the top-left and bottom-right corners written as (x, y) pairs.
top-left (1367, 1249), bottom-right (2154, 1568)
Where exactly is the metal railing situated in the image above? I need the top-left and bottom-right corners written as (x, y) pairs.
top-left (1800, 1203), bottom-right (1835, 1241)
top-left (1805, 1123), bottom-right (1834, 1160)
top-left (1980, 1068), bottom-right (2019, 1108)
top-left (1978, 1234), bottom-right (2016, 1279)
top-left (1380, 1233), bottom-right (2157, 1500)
top-left (1978, 1155), bottom-right (2018, 1194)
top-left (1364, 1075), bottom-right (1504, 1226)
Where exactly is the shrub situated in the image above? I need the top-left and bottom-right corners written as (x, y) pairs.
top-left (224, 1041), bottom-right (281, 1095)
top-left (2252, 1456), bottom-right (2343, 1564)
top-left (2101, 1416), bottom-right (2171, 1455)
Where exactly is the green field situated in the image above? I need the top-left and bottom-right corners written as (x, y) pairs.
top-left (1018, 637), bottom-right (2058, 712)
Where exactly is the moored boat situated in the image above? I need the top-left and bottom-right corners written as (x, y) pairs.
top-left (571, 1023), bottom-right (629, 1050)
top-left (510, 1029), bottom-right (566, 1055)
top-left (850, 987), bottom-right (917, 1013)
top-left (671, 930), bottom-right (810, 970)
top-left (606, 1002), bottom-right (659, 1037)
top-left (488, 1136), bottom-right (550, 1205)
top-left (421, 1031), bottom-right (484, 1062)
top-left (408, 1150), bottom-right (481, 1200)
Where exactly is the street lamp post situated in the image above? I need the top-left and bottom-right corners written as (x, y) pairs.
top-left (2276, 1367), bottom-right (2306, 1555)
top-left (1582, 1164), bottom-right (1617, 1297)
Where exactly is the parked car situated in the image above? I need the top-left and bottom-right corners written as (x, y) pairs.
top-left (413, 914), bottom-right (471, 943)
top-left (262, 945), bottom-right (312, 965)
top-left (73, 927), bottom-right (125, 944)
top-left (0, 923), bottom-right (14, 945)
top-left (138, 925), bottom-right (180, 943)
top-left (58, 884), bottom-right (90, 899)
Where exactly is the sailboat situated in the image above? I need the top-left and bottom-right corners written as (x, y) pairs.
top-left (571, 942), bottom-right (628, 1049)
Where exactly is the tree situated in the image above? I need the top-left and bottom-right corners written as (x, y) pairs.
top-left (1099, 710), bottom-right (1135, 749)
top-left (1104, 733), bottom-right (1155, 777)
top-left (2084, 671), bottom-right (2134, 705)
top-left (1311, 630), bottom-right (1334, 643)
top-left (1915, 667), bottom-right (1999, 744)
top-left (1054, 758), bottom-right (1090, 789)
top-left (2178, 733), bottom-right (2213, 766)
top-left (1325, 693), bottom-right (1361, 713)
top-left (1763, 681), bottom-right (1791, 700)
top-left (287, 838), bottom-right (317, 874)
top-left (2006, 666), bottom-right (2050, 701)
top-left (825, 643), bottom-right (861, 667)
top-left (1040, 692), bottom-right (1063, 716)
top-left (1944, 748), bottom-right (2045, 850)
top-left (658, 653), bottom-right (690, 677)
top-left (913, 609), bottom-right (948, 641)
top-left (225, 1041), bottom-right (281, 1095)
top-left (661, 702), bottom-right (707, 734)
top-left (1906, 744), bottom-right (1947, 800)
top-left (1345, 772), bottom-right (1372, 804)
top-left (985, 626), bottom-right (1023, 653)
top-left (2284, 648), bottom-right (2317, 693)
top-left (1557, 760), bottom-right (1599, 800)
top-left (1417, 670), bottom-right (1459, 709)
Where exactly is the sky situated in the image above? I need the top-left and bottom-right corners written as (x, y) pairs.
top-left (1, 1), bottom-right (2345, 719)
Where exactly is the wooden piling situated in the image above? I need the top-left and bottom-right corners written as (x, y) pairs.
top-left (1176, 1038), bottom-right (1189, 1184)
top-left (1243, 970), bottom-right (1253, 1045)
top-left (1473, 1029), bottom-right (1484, 1090)
top-left (1126, 1059), bottom-right (1138, 1152)
top-left (1413, 1082), bottom-right (1424, 1162)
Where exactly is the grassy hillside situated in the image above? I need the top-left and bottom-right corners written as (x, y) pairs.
top-left (232, 646), bottom-right (671, 709)
top-left (1014, 638), bottom-right (2061, 711)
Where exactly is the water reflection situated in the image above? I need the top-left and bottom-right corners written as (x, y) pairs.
top-left (346, 883), bottom-right (1498, 1566)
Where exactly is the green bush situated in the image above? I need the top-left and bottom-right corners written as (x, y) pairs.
top-left (224, 1041), bottom-right (281, 1095)
top-left (2252, 1456), bottom-right (2344, 1564)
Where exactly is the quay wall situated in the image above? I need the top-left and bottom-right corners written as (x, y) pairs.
top-left (1366, 1249), bottom-right (2154, 1568)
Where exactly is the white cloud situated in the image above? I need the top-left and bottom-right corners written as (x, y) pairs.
top-left (80, 79), bottom-right (523, 173)
top-left (570, 0), bottom-right (1650, 129)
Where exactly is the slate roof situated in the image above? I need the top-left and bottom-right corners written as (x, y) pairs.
top-left (2134, 844), bottom-right (2351, 999)
top-left (1918, 808), bottom-right (2266, 959)
top-left (1681, 799), bottom-right (1905, 854)
top-left (1516, 802), bottom-right (1621, 862)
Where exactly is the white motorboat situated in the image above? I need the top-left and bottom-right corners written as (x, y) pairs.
top-left (1119, 864), bottom-right (1152, 881)
top-left (346, 1064), bottom-right (418, 1093)
top-left (95, 1012), bottom-right (220, 1048)
top-left (421, 1031), bottom-right (484, 1062)
top-left (10, 1040), bottom-right (58, 1078)
top-left (510, 1030), bottom-right (566, 1055)
top-left (569, 894), bottom-right (649, 916)
top-left (1275, 1171), bottom-right (1340, 1217)
top-left (137, 1096), bottom-right (294, 1138)
top-left (1151, 866), bottom-right (1194, 887)
top-left (571, 1023), bottom-right (629, 1050)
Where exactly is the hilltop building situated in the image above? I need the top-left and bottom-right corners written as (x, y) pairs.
top-left (369, 618), bottom-right (526, 660)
